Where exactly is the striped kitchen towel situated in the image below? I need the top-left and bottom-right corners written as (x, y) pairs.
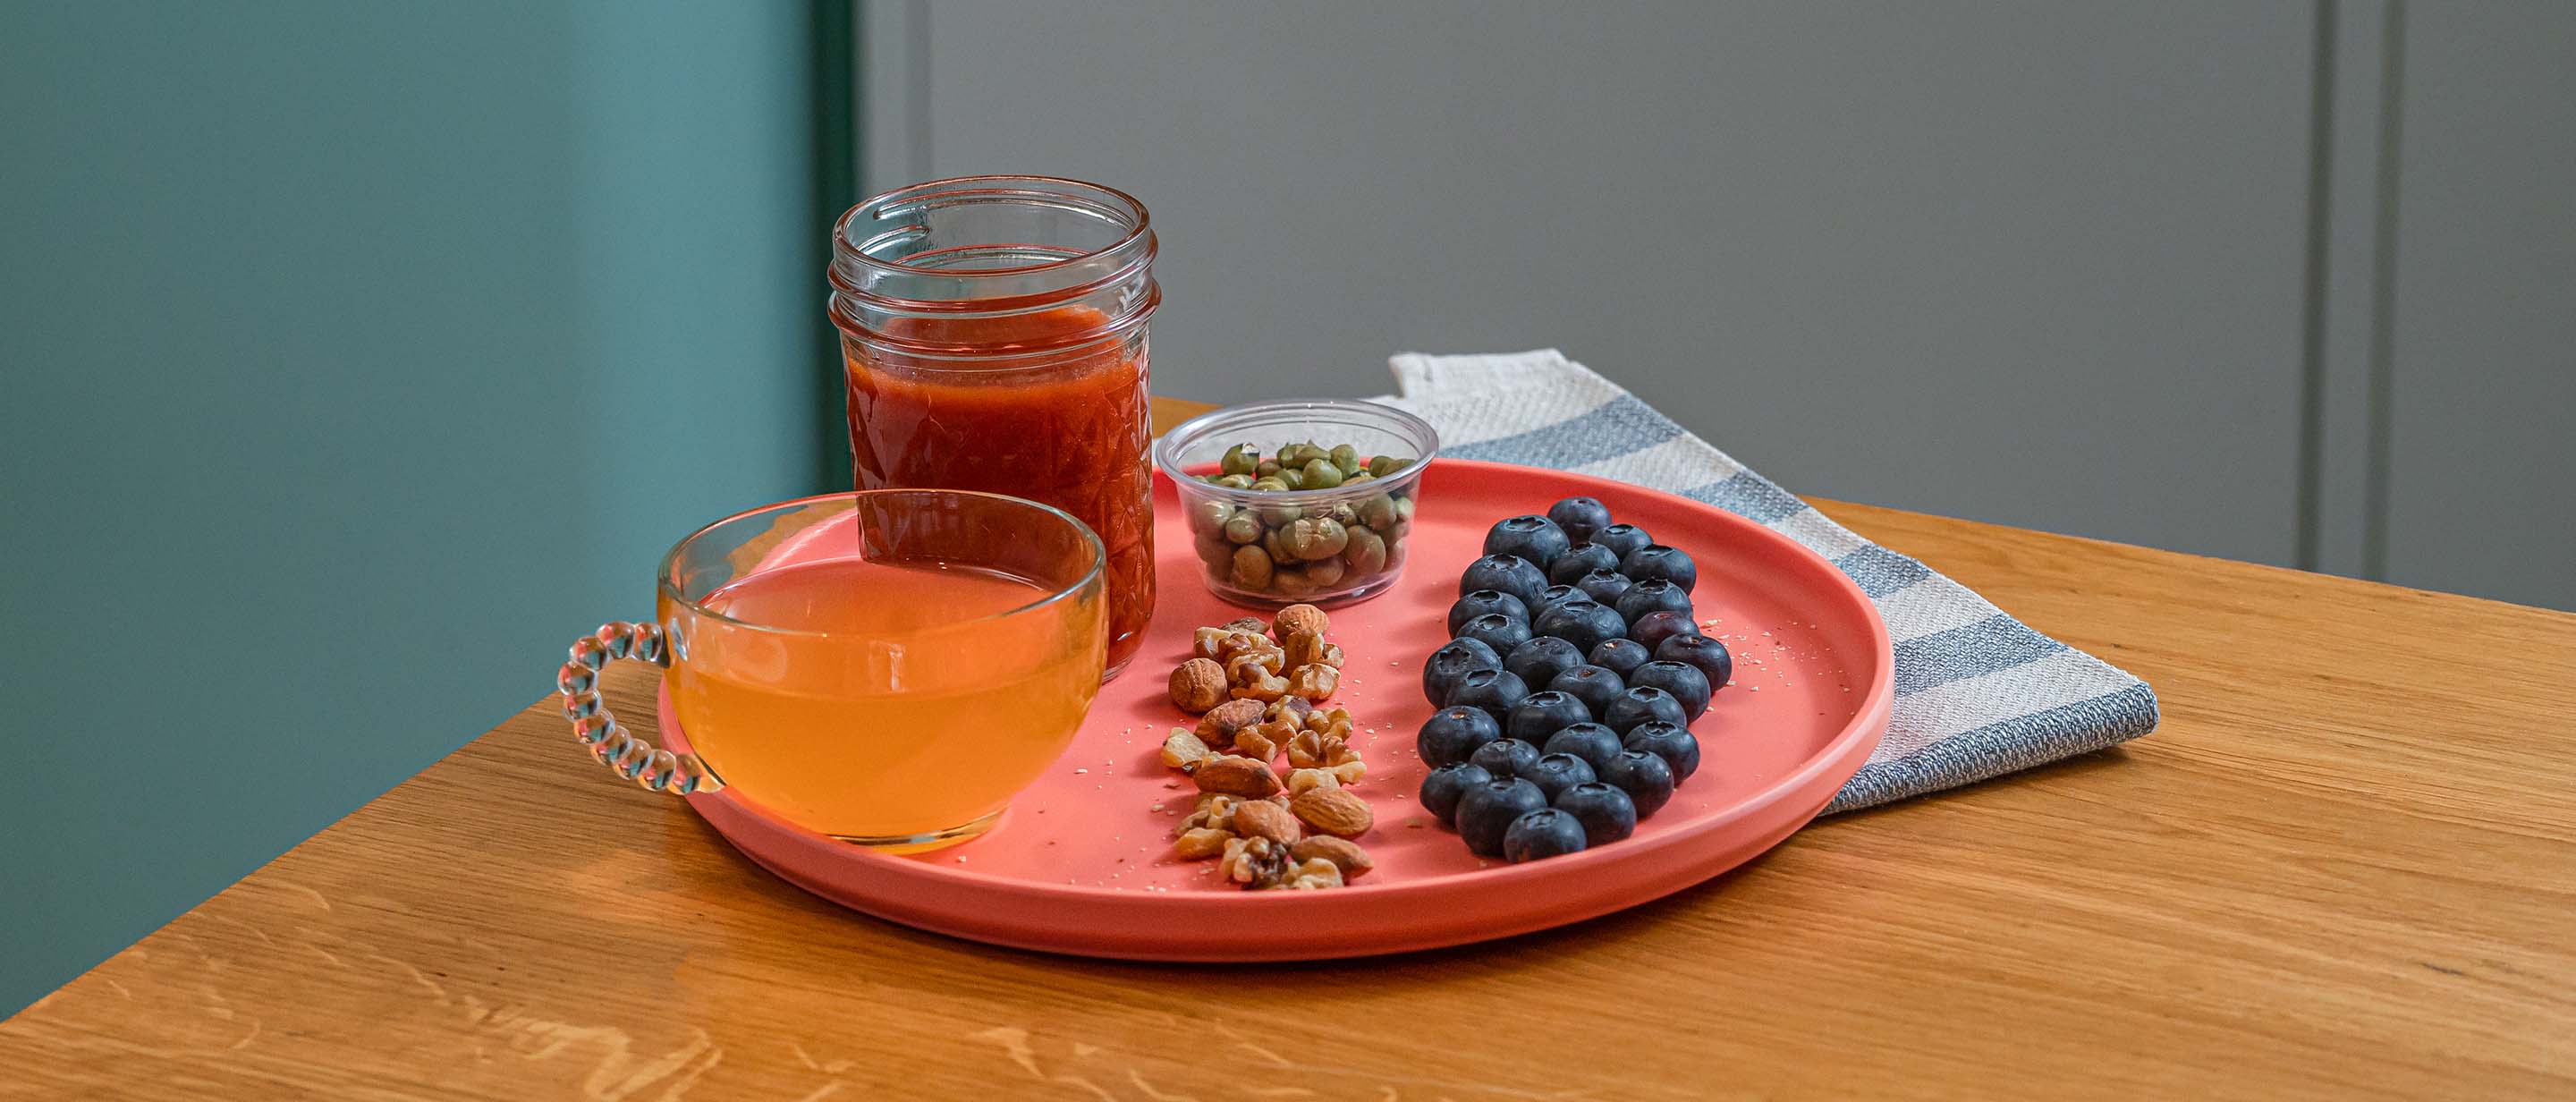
top-left (1379, 349), bottom-right (2159, 813)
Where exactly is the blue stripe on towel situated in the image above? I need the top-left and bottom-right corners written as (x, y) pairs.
top-left (1825, 682), bottom-right (2163, 812)
top-left (1685, 472), bottom-right (1809, 525)
top-left (1890, 614), bottom-right (2068, 696)
top-left (1443, 394), bottom-right (1682, 469)
top-left (1834, 545), bottom-right (1935, 598)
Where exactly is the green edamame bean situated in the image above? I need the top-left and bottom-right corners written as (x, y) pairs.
top-left (1215, 473), bottom-right (1255, 489)
top-left (1300, 458), bottom-right (1343, 489)
top-left (1277, 467), bottom-right (1305, 491)
top-left (1250, 477), bottom-right (1289, 493)
top-left (1256, 458), bottom-right (1282, 479)
top-left (1357, 494), bottom-right (1399, 530)
top-left (1220, 444), bottom-right (1260, 477)
top-left (1342, 526), bottom-right (1388, 575)
top-left (1284, 517), bottom-right (1349, 561)
top-left (1305, 555), bottom-right (1346, 587)
top-left (1329, 444), bottom-right (1361, 476)
top-left (1367, 454), bottom-right (1409, 478)
top-left (1196, 530), bottom-right (1236, 569)
top-left (1230, 545), bottom-right (1275, 589)
top-left (1223, 512), bottom-right (1263, 544)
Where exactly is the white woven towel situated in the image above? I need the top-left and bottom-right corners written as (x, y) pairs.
top-left (1378, 349), bottom-right (2158, 812)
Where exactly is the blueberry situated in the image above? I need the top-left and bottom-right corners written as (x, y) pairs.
top-left (1419, 762), bottom-right (1494, 826)
top-left (1599, 750), bottom-right (1678, 817)
top-left (1445, 667), bottom-right (1532, 723)
top-left (1521, 752), bottom-right (1597, 801)
top-left (1590, 522), bottom-right (1653, 560)
top-left (1587, 638), bottom-right (1654, 678)
top-left (1502, 808), bottom-right (1589, 861)
top-left (1417, 706), bottom-right (1503, 767)
top-left (1654, 634), bottom-right (1733, 691)
top-left (1619, 545), bottom-right (1699, 593)
top-left (1546, 543), bottom-right (1620, 585)
top-left (1576, 569), bottom-right (1637, 609)
top-left (1457, 777), bottom-right (1549, 856)
top-left (1622, 722), bottom-right (1701, 780)
top-left (1469, 737), bottom-right (1542, 780)
top-left (1422, 637), bottom-right (1502, 707)
top-left (1546, 665), bottom-right (1626, 719)
top-left (1630, 659), bottom-right (1713, 720)
top-left (1483, 514), bottom-right (1572, 570)
top-left (1503, 636), bottom-right (1585, 691)
top-left (1628, 610), bottom-right (1699, 654)
top-left (1533, 598), bottom-right (1627, 654)
top-left (1447, 589), bottom-right (1530, 636)
top-left (1455, 613), bottom-right (1534, 657)
top-left (1605, 686), bottom-right (1688, 733)
top-left (1546, 496), bottom-right (1614, 543)
top-left (1530, 584), bottom-right (1586, 619)
top-left (1613, 578), bottom-right (1694, 625)
top-left (1504, 691), bottom-right (1592, 743)
top-left (1459, 554), bottom-right (1548, 606)
top-left (1553, 782), bottom-right (1638, 845)
top-left (1540, 722), bottom-right (1624, 771)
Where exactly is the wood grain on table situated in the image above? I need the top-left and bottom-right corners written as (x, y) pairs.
top-left (4, 397), bottom-right (2572, 1100)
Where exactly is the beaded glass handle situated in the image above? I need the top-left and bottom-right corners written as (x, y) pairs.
top-left (555, 620), bottom-right (723, 795)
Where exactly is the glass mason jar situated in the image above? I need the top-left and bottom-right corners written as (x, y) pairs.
top-left (828, 176), bottom-right (1159, 678)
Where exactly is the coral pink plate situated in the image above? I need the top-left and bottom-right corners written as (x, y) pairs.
top-left (660, 460), bottom-right (1892, 960)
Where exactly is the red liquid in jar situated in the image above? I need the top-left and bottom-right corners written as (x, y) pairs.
top-left (843, 305), bottom-right (1153, 675)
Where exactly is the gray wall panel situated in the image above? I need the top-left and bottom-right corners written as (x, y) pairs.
top-left (2381, 1), bottom-right (2576, 610)
top-left (909, 1), bottom-right (2315, 564)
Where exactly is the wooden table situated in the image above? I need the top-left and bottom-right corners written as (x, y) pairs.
top-left (6, 397), bottom-right (2572, 1100)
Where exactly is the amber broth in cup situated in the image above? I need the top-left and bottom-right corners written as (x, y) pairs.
top-left (664, 556), bottom-right (1105, 844)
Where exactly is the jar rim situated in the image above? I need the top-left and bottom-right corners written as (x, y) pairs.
top-left (830, 175), bottom-right (1160, 362)
top-left (834, 174), bottom-right (1153, 281)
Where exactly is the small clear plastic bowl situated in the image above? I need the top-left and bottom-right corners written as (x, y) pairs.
top-left (1155, 399), bottom-right (1441, 608)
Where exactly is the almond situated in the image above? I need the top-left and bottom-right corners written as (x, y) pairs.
top-left (1194, 699), bottom-right (1266, 748)
top-left (1290, 786), bottom-right (1373, 838)
top-left (1192, 754), bottom-right (1283, 799)
top-left (1289, 835), bottom-right (1374, 879)
top-left (1228, 799), bottom-right (1302, 845)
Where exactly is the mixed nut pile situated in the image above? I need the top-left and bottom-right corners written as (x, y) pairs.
top-left (1158, 603), bottom-right (1377, 890)
top-left (1184, 441), bottom-right (1419, 600)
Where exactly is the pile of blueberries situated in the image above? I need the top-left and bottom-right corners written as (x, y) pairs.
top-left (1417, 496), bottom-right (1735, 863)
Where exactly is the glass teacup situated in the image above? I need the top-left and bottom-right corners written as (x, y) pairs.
top-left (555, 489), bottom-right (1107, 851)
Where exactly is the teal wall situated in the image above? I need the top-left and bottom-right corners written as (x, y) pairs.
top-left (0, 3), bottom-right (831, 1014)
